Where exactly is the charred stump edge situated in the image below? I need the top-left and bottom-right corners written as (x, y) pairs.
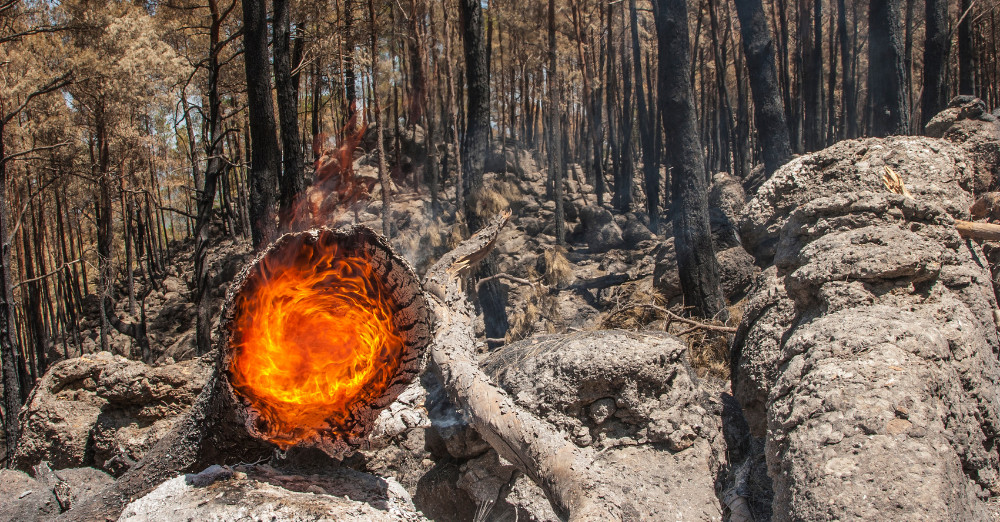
top-left (217, 225), bottom-right (432, 457)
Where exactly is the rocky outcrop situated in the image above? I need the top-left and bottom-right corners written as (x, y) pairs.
top-left (734, 136), bottom-right (1000, 520)
top-left (119, 465), bottom-right (423, 521)
top-left (576, 205), bottom-right (624, 252)
top-left (925, 97), bottom-right (1000, 192)
top-left (0, 465), bottom-right (113, 520)
top-left (740, 136), bottom-right (976, 265)
top-left (482, 330), bottom-right (727, 520)
top-left (13, 352), bottom-right (210, 475)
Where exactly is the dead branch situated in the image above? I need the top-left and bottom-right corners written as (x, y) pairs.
top-left (955, 220), bottom-right (1000, 242)
top-left (636, 303), bottom-right (737, 333)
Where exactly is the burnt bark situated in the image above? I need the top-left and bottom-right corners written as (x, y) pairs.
top-left (459, 0), bottom-right (509, 342)
top-left (921, 0), bottom-right (949, 126)
top-left (195, 0), bottom-right (233, 356)
top-left (242, 0), bottom-right (280, 248)
top-left (958, 0), bottom-right (974, 95)
top-left (631, 0), bottom-right (660, 232)
top-left (868, 0), bottom-right (909, 136)
top-left (274, 0), bottom-right (305, 226)
top-left (548, 0), bottom-right (565, 245)
top-left (735, 0), bottom-right (792, 178)
top-left (837, 0), bottom-right (858, 138)
top-left (655, 0), bottom-right (727, 320)
top-left (0, 120), bottom-right (23, 460)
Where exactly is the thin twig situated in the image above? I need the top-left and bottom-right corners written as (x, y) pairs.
top-left (476, 272), bottom-right (536, 292)
top-left (619, 303), bottom-right (737, 333)
top-left (13, 258), bottom-right (82, 291)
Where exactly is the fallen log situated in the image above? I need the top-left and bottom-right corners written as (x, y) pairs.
top-left (426, 211), bottom-right (625, 520)
top-left (61, 226), bottom-right (432, 520)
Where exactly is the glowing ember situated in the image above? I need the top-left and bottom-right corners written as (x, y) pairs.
top-left (226, 232), bottom-right (405, 447)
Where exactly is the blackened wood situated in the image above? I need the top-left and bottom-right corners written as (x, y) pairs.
top-left (735, 0), bottom-right (793, 178)
top-left (655, 0), bottom-right (727, 320)
top-left (459, 0), bottom-right (509, 342)
top-left (274, 0), bottom-right (305, 226)
top-left (242, 0), bottom-right (280, 248)
top-left (868, 0), bottom-right (909, 136)
top-left (921, 0), bottom-right (949, 126)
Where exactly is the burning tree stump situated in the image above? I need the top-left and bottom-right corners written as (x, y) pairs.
top-left (220, 226), bottom-right (432, 457)
top-left (61, 226), bottom-right (431, 520)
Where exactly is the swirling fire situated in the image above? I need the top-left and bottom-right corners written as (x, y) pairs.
top-left (227, 233), bottom-right (405, 447)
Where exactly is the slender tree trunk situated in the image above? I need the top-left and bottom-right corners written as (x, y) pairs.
top-left (735, 0), bottom-right (793, 177)
top-left (242, 0), bottom-right (280, 248)
top-left (273, 0), bottom-right (304, 227)
top-left (655, 0), bottom-right (727, 320)
top-left (344, 0), bottom-right (358, 123)
top-left (368, 0), bottom-right (391, 237)
top-left (459, 0), bottom-right (509, 343)
top-left (615, 4), bottom-right (634, 214)
top-left (959, 0), bottom-right (974, 95)
top-left (194, 0), bottom-right (230, 355)
top-left (548, 0), bottom-right (564, 245)
top-left (868, 0), bottom-right (909, 136)
top-left (631, 0), bottom-right (660, 232)
top-left (95, 115), bottom-right (113, 354)
top-left (837, 0), bottom-right (858, 138)
top-left (922, 0), bottom-right (949, 126)
top-left (0, 127), bottom-right (23, 461)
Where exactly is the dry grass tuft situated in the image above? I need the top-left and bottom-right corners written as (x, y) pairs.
top-left (541, 247), bottom-right (573, 287)
top-left (600, 283), bottom-right (746, 379)
top-left (505, 266), bottom-right (560, 344)
top-left (468, 186), bottom-right (510, 218)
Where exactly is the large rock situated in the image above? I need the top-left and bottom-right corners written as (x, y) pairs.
top-left (577, 205), bottom-right (624, 252)
top-left (739, 136), bottom-right (975, 264)
top-left (709, 171), bottom-right (747, 224)
top-left (118, 465), bottom-right (424, 521)
top-left (14, 352), bottom-right (211, 475)
top-left (0, 469), bottom-right (60, 521)
top-left (482, 330), bottom-right (726, 520)
top-left (733, 136), bottom-right (1000, 520)
top-left (0, 465), bottom-right (112, 520)
top-left (925, 97), bottom-right (1000, 192)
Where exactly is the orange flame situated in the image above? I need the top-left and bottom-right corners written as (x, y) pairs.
top-left (227, 232), bottom-right (405, 447)
top-left (288, 115), bottom-right (371, 231)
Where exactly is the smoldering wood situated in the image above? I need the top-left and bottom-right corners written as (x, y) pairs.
top-left (59, 225), bottom-right (431, 520)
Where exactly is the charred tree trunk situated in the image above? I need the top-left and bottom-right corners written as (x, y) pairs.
top-left (655, 0), bottom-right (727, 320)
top-left (735, 0), bottom-right (793, 178)
top-left (274, 0), bottom-right (305, 227)
top-left (459, 0), bottom-right (509, 343)
top-left (0, 124), bottom-right (23, 460)
top-left (194, 0), bottom-right (232, 356)
top-left (344, 0), bottom-right (358, 122)
top-left (548, 0), bottom-right (565, 245)
top-left (369, 0), bottom-right (391, 237)
top-left (868, 0), bottom-right (909, 136)
top-left (631, 0), bottom-right (660, 232)
top-left (921, 0), bottom-right (949, 126)
top-left (242, 0), bottom-right (280, 248)
top-left (958, 0), bottom-right (974, 95)
top-left (837, 0), bottom-right (858, 138)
